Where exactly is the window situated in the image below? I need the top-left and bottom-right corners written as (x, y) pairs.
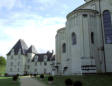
top-left (44, 55), bottom-right (47, 62)
top-left (18, 55), bottom-right (20, 59)
top-left (62, 43), bottom-right (66, 53)
top-left (40, 62), bottom-right (42, 65)
top-left (44, 62), bottom-right (47, 66)
top-left (28, 59), bottom-right (30, 62)
top-left (103, 10), bottom-right (112, 44)
top-left (18, 68), bottom-right (19, 72)
top-left (91, 32), bottom-right (94, 44)
top-left (10, 68), bottom-right (12, 72)
top-left (11, 56), bottom-right (13, 59)
top-left (35, 62), bottom-right (37, 66)
top-left (27, 65), bottom-right (30, 69)
top-left (10, 62), bottom-right (13, 66)
top-left (35, 69), bottom-right (37, 72)
top-left (18, 62), bottom-right (20, 65)
top-left (72, 32), bottom-right (77, 45)
top-left (83, 14), bottom-right (88, 17)
top-left (44, 68), bottom-right (46, 73)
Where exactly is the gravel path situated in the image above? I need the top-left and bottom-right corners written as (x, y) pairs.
top-left (20, 76), bottom-right (47, 86)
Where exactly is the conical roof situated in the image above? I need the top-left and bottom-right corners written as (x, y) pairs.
top-left (26, 45), bottom-right (37, 54)
top-left (7, 39), bottom-right (28, 55)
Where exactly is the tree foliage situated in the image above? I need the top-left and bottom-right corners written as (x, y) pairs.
top-left (0, 56), bottom-right (6, 65)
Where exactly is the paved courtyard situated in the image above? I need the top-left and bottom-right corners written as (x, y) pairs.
top-left (20, 76), bottom-right (47, 86)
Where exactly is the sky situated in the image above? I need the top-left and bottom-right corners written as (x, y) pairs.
top-left (0, 0), bottom-right (85, 58)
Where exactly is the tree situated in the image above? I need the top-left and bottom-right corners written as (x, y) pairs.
top-left (0, 56), bottom-right (6, 65)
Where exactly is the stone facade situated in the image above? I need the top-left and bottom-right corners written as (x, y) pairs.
top-left (6, 39), bottom-right (55, 76)
top-left (55, 0), bottom-right (112, 75)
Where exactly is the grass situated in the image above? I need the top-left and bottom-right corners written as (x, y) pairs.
top-left (0, 77), bottom-right (20, 86)
top-left (37, 75), bottom-right (112, 86)
top-left (0, 65), bottom-right (6, 76)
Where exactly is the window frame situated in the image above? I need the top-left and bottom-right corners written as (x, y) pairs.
top-left (72, 32), bottom-right (77, 45)
top-left (62, 43), bottom-right (66, 53)
top-left (103, 10), bottom-right (112, 44)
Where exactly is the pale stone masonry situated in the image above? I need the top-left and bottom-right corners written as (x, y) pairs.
top-left (55, 0), bottom-right (112, 75)
top-left (6, 39), bottom-right (55, 75)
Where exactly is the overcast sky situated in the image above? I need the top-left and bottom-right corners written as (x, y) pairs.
top-left (0, 0), bottom-right (85, 57)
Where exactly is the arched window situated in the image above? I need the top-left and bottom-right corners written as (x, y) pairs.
top-left (103, 10), bottom-right (112, 44)
top-left (72, 32), bottom-right (77, 45)
top-left (91, 32), bottom-right (94, 44)
top-left (62, 43), bottom-right (66, 53)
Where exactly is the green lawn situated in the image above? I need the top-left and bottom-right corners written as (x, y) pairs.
top-left (0, 77), bottom-right (20, 86)
top-left (37, 75), bottom-right (112, 86)
top-left (0, 65), bottom-right (6, 75)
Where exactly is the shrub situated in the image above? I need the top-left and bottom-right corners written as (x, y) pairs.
top-left (34, 74), bottom-right (37, 77)
top-left (40, 74), bottom-right (44, 79)
top-left (65, 78), bottom-right (73, 86)
top-left (4, 73), bottom-right (8, 77)
top-left (12, 74), bottom-right (19, 81)
top-left (48, 76), bottom-right (54, 81)
top-left (73, 81), bottom-right (82, 86)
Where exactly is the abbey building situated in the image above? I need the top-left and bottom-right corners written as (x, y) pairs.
top-left (6, 39), bottom-right (55, 75)
top-left (6, 0), bottom-right (112, 76)
top-left (55, 0), bottom-right (112, 75)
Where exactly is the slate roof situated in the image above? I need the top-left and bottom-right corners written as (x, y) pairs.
top-left (7, 39), bottom-right (28, 55)
top-left (51, 55), bottom-right (55, 61)
top-left (26, 45), bottom-right (37, 54)
top-left (32, 51), bottom-right (53, 62)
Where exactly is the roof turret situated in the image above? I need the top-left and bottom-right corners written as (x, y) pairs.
top-left (26, 45), bottom-right (37, 54)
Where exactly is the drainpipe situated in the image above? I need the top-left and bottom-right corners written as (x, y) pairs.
top-left (99, 0), bottom-right (106, 73)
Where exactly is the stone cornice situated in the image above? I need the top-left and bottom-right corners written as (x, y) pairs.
top-left (66, 9), bottom-right (98, 19)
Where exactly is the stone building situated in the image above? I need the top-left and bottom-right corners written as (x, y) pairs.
top-left (55, 0), bottom-right (112, 75)
top-left (6, 39), bottom-right (55, 75)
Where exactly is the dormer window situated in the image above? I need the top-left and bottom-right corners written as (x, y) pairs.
top-left (18, 49), bottom-right (21, 54)
top-left (44, 55), bottom-right (47, 62)
top-left (35, 56), bottom-right (38, 62)
top-left (28, 59), bottom-right (30, 62)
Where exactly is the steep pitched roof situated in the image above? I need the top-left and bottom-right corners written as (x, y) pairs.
top-left (32, 51), bottom-right (53, 62)
top-left (7, 39), bottom-right (28, 55)
top-left (26, 45), bottom-right (37, 54)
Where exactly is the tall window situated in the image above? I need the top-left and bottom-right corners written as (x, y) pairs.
top-left (11, 56), bottom-right (13, 59)
top-left (62, 43), bottom-right (66, 53)
top-left (35, 62), bottom-right (37, 66)
top-left (91, 32), bottom-right (94, 44)
top-left (10, 68), bottom-right (12, 72)
top-left (44, 62), bottom-right (47, 66)
top-left (72, 32), bottom-right (77, 45)
top-left (10, 62), bottom-right (13, 66)
top-left (103, 10), bottom-right (112, 44)
top-left (18, 68), bottom-right (19, 72)
top-left (35, 69), bottom-right (37, 72)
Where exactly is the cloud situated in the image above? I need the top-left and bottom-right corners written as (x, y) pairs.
top-left (0, 0), bottom-right (85, 58)
top-left (0, 13), bottom-right (65, 57)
